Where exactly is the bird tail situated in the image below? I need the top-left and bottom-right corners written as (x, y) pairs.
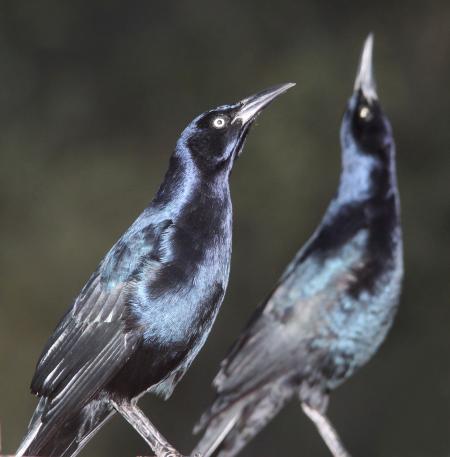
top-left (16, 397), bottom-right (115, 457)
top-left (192, 382), bottom-right (293, 457)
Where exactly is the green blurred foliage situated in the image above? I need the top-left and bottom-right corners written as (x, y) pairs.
top-left (1, 1), bottom-right (449, 456)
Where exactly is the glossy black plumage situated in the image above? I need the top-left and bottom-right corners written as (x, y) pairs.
top-left (193, 35), bottom-right (403, 457)
top-left (16, 83), bottom-right (294, 457)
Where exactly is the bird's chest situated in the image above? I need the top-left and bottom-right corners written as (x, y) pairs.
top-left (325, 239), bottom-right (402, 337)
top-left (318, 255), bottom-right (403, 387)
top-left (117, 224), bottom-right (231, 400)
top-left (131, 210), bottom-right (232, 348)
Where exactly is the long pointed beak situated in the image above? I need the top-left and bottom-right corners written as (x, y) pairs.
top-left (232, 82), bottom-right (295, 125)
top-left (354, 33), bottom-right (377, 101)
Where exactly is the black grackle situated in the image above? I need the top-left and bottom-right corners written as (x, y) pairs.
top-left (16, 83), bottom-right (294, 457)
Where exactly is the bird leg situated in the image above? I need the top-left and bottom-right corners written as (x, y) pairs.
top-left (301, 402), bottom-right (351, 457)
top-left (112, 400), bottom-right (183, 457)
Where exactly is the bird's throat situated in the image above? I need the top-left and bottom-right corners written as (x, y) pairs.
top-left (336, 145), bottom-right (397, 205)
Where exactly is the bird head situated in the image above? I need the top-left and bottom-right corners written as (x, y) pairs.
top-left (341, 34), bottom-right (393, 160)
top-left (180, 83), bottom-right (295, 174)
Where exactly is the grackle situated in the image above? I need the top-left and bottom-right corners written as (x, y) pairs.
top-left (16, 83), bottom-right (294, 457)
top-left (193, 35), bottom-right (403, 457)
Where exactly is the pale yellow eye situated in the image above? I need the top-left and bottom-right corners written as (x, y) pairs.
top-left (212, 117), bottom-right (226, 129)
top-left (359, 106), bottom-right (371, 119)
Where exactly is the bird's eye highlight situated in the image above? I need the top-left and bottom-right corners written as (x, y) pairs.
top-left (212, 116), bottom-right (227, 129)
top-left (359, 106), bottom-right (372, 121)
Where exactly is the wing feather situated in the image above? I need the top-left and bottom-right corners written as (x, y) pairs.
top-left (213, 229), bottom-right (369, 396)
top-left (29, 218), bottom-right (173, 431)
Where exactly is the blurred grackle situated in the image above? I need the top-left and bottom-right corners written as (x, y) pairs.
top-left (193, 35), bottom-right (403, 457)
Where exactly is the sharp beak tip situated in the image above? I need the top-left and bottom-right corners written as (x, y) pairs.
top-left (354, 33), bottom-right (377, 100)
top-left (273, 81), bottom-right (296, 95)
top-left (283, 81), bottom-right (296, 89)
top-left (233, 82), bottom-right (295, 125)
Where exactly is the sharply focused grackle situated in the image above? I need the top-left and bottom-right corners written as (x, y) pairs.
top-left (16, 83), bottom-right (294, 457)
top-left (193, 35), bottom-right (403, 457)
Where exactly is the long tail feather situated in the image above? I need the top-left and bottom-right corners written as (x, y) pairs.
top-left (193, 382), bottom-right (293, 457)
top-left (16, 398), bottom-right (114, 457)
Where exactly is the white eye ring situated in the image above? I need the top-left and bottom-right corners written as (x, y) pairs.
top-left (212, 116), bottom-right (227, 129)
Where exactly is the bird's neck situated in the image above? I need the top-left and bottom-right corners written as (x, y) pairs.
top-left (335, 143), bottom-right (399, 206)
top-left (153, 150), bottom-right (231, 219)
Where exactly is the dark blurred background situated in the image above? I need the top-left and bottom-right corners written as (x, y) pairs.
top-left (1, 1), bottom-right (449, 456)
